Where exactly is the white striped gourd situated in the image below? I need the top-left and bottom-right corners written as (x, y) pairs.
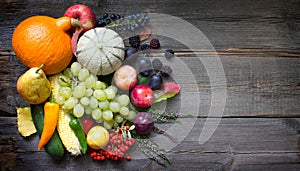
top-left (76, 28), bottom-right (125, 75)
top-left (49, 75), bottom-right (82, 156)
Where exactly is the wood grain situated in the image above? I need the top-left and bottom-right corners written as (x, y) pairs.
top-left (0, 0), bottom-right (299, 170)
top-left (1, 117), bottom-right (299, 170)
top-left (0, 0), bottom-right (299, 51)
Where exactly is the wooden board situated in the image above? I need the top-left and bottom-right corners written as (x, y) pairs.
top-left (0, 0), bottom-right (299, 170)
top-left (1, 55), bottom-right (299, 117)
top-left (1, 117), bottom-right (299, 170)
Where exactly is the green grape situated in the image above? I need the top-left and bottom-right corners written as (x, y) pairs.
top-left (126, 110), bottom-right (137, 121)
top-left (94, 81), bottom-right (106, 90)
top-left (114, 115), bottom-right (124, 123)
top-left (119, 106), bottom-right (129, 117)
top-left (59, 87), bottom-right (72, 99)
top-left (85, 107), bottom-right (93, 115)
top-left (58, 75), bottom-right (71, 87)
top-left (64, 97), bottom-right (77, 110)
top-left (85, 75), bottom-right (96, 89)
top-left (89, 96), bottom-right (98, 109)
top-left (73, 85), bottom-right (86, 98)
top-left (93, 90), bottom-right (107, 101)
top-left (102, 110), bottom-right (113, 121)
top-left (70, 62), bottom-right (81, 76)
top-left (112, 95), bottom-right (120, 102)
top-left (78, 68), bottom-right (89, 82)
top-left (92, 108), bottom-right (102, 120)
top-left (109, 102), bottom-right (120, 113)
top-left (85, 88), bottom-right (93, 97)
top-left (96, 118), bottom-right (104, 124)
top-left (63, 68), bottom-right (73, 78)
top-left (103, 120), bottom-right (113, 130)
top-left (73, 103), bottom-right (84, 118)
top-left (117, 94), bottom-right (130, 107)
top-left (98, 100), bottom-right (109, 110)
top-left (55, 95), bottom-right (65, 105)
top-left (104, 88), bottom-right (116, 100)
top-left (80, 96), bottom-right (89, 106)
top-left (107, 85), bottom-right (118, 93)
top-left (77, 82), bottom-right (86, 87)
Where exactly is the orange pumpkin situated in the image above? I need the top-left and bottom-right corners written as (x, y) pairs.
top-left (12, 16), bottom-right (74, 75)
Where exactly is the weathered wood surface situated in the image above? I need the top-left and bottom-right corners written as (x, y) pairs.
top-left (1, 117), bottom-right (300, 170)
top-left (0, 0), bottom-right (300, 170)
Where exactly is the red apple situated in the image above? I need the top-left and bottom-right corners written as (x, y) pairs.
top-left (130, 84), bottom-right (154, 108)
top-left (114, 65), bottom-right (138, 90)
top-left (64, 4), bottom-right (96, 32)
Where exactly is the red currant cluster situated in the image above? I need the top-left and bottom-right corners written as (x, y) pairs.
top-left (89, 126), bottom-right (135, 161)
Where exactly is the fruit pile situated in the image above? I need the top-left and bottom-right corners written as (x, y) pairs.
top-left (14, 4), bottom-right (180, 167)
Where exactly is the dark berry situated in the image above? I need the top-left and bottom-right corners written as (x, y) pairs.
top-left (129, 35), bottom-right (140, 48)
top-left (102, 12), bottom-right (109, 19)
top-left (105, 19), bottom-right (111, 25)
top-left (137, 57), bottom-right (152, 76)
top-left (116, 14), bottom-right (121, 20)
top-left (125, 47), bottom-right (138, 58)
top-left (97, 18), bottom-right (106, 27)
top-left (140, 44), bottom-right (150, 51)
top-left (150, 38), bottom-right (160, 49)
top-left (140, 70), bottom-right (152, 77)
top-left (160, 65), bottom-right (172, 77)
top-left (110, 14), bottom-right (116, 20)
top-left (148, 73), bottom-right (163, 90)
top-left (152, 58), bottom-right (163, 70)
top-left (165, 49), bottom-right (174, 58)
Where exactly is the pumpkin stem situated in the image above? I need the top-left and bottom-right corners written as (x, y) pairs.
top-left (56, 16), bottom-right (73, 31)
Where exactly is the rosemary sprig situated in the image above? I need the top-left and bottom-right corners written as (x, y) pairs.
top-left (135, 136), bottom-right (171, 167)
top-left (148, 109), bottom-right (179, 123)
top-left (153, 126), bottom-right (177, 143)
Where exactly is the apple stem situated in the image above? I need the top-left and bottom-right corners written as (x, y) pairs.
top-left (36, 63), bottom-right (45, 73)
top-left (71, 18), bottom-right (83, 30)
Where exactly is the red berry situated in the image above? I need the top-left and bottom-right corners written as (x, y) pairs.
top-left (97, 156), bottom-right (101, 161)
top-left (124, 145), bottom-right (129, 151)
top-left (126, 155), bottom-right (131, 161)
top-left (101, 156), bottom-right (105, 160)
top-left (131, 138), bottom-right (135, 144)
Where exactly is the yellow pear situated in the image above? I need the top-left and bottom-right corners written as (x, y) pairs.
top-left (17, 66), bottom-right (51, 104)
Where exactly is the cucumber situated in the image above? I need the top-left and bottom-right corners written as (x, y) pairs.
top-left (31, 103), bottom-right (65, 160)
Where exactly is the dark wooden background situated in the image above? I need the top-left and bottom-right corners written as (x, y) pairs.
top-left (0, 0), bottom-right (300, 170)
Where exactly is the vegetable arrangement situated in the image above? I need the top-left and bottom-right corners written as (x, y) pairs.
top-left (14, 4), bottom-right (181, 167)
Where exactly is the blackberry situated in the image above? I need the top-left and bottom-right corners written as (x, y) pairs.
top-left (160, 65), bottom-right (172, 77)
top-left (141, 44), bottom-right (150, 51)
top-left (165, 49), bottom-right (174, 58)
top-left (152, 58), bottom-right (163, 71)
top-left (129, 35), bottom-right (141, 48)
top-left (150, 38), bottom-right (160, 49)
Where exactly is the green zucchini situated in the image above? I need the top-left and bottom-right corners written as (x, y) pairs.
top-left (31, 103), bottom-right (65, 160)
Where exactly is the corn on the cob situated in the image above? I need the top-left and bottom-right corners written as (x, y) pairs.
top-left (49, 75), bottom-right (81, 156)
